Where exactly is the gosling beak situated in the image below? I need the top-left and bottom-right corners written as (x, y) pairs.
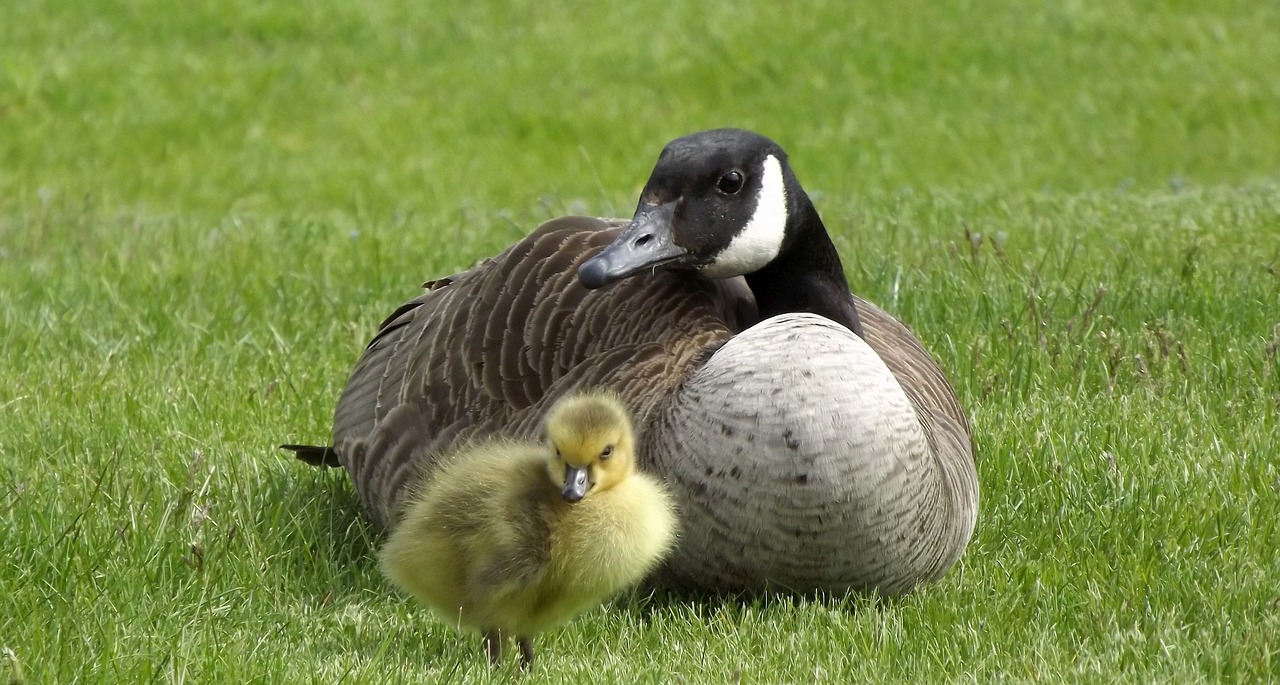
top-left (561, 465), bottom-right (590, 503)
top-left (578, 202), bottom-right (686, 289)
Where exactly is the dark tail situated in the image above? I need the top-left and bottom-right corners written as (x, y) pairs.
top-left (280, 444), bottom-right (342, 468)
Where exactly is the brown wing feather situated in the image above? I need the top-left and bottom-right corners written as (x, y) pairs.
top-left (332, 217), bottom-right (749, 527)
top-left (328, 216), bottom-right (969, 529)
top-left (854, 296), bottom-right (975, 468)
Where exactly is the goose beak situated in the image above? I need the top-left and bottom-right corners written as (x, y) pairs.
top-left (578, 202), bottom-right (686, 289)
top-left (561, 465), bottom-right (590, 502)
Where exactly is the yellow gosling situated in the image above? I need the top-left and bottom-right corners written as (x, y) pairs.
top-left (379, 392), bottom-right (678, 667)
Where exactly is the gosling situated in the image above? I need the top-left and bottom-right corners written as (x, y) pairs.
top-left (379, 392), bottom-right (678, 667)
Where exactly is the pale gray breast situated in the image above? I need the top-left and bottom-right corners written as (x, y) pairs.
top-left (647, 313), bottom-right (977, 594)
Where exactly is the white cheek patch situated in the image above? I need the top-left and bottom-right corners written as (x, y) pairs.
top-left (701, 154), bottom-right (789, 277)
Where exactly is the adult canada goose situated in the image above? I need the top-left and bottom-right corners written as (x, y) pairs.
top-left (380, 392), bottom-right (677, 667)
top-left (287, 128), bottom-right (978, 595)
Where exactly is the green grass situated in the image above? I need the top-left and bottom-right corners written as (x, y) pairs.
top-left (3, 0), bottom-right (1279, 682)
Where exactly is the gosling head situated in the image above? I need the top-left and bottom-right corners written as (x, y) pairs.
top-left (542, 393), bottom-right (636, 503)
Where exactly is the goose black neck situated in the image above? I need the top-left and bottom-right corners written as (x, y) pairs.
top-left (743, 202), bottom-right (864, 337)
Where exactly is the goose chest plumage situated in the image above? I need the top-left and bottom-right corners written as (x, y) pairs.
top-left (290, 128), bottom-right (979, 595)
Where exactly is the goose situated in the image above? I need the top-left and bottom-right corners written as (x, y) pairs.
top-left (286, 128), bottom-right (978, 595)
top-left (379, 391), bottom-right (677, 667)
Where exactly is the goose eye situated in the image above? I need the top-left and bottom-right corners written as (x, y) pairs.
top-left (717, 171), bottom-right (744, 195)
top-left (600, 445), bottom-right (614, 459)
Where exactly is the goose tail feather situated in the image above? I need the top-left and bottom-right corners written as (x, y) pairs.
top-left (280, 444), bottom-right (342, 468)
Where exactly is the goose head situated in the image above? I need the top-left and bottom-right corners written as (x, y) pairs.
top-left (542, 393), bottom-right (636, 502)
top-left (579, 128), bottom-right (862, 335)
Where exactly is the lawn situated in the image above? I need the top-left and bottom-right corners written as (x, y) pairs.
top-left (3, 0), bottom-right (1279, 682)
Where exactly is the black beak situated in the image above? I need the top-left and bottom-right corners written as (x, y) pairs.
top-left (561, 465), bottom-right (590, 502)
top-left (578, 202), bottom-right (686, 289)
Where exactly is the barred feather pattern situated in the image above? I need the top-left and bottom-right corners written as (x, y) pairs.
top-left (326, 216), bottom-right (978, 594)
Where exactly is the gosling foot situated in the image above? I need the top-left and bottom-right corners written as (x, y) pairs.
top-left (482, 629), bottom-right (503, 665)
top-left (518, 636), bottom-right (535, 669)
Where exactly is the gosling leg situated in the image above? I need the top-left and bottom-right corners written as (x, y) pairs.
top-left (517, 636), bottom-right (535, 668)
top-left (482, 629), bottom-right (503, 665)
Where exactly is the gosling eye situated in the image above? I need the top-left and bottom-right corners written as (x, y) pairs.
top-left (716, 170), bottom-right (744, 195)
top-left (600, 445), bottom-right (614, 460)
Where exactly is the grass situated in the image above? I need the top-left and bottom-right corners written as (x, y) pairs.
top-left (2, 0), bottom-right (1279, 682)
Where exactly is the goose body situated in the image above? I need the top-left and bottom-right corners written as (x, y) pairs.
top-left (379, 393), bottom-right (676, 666)
top-left (294, 129), bottom-right (979, 595)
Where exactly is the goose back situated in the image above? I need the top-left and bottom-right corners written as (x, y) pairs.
top-left (332, 216), bottom-right (754, 527)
